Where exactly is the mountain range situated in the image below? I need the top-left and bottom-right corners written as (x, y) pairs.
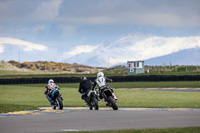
top-left (145, 48), bottom-right (200, 66)
top-left (1, 34), bottom-right (200, 67)
top-left (63, 34), bottom-right (200, 67)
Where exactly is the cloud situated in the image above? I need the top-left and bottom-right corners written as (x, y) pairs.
top-left (32, 25), bottom-right (46, 32)
top-left (0, 37), bottom-right (47, 53)
top-left (1, 0), bottom-right (200, 28)
top-left (33, 0), bottom-right (63, 21)
top-left (0, 44), bottom-right (4, 53)
top-left (62, 34), bottom-right (200, 66)
top-left (63, 44), bottom-right (100, 59)
top-left (0, 0), bottom-right (63, 22)
top-left (57, 0), bottom-right (200, 27)
top-left (63, 16), bottom-right (115, 25)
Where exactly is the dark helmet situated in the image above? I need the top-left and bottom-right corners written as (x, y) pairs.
top-left (80, 76), bottom-right (87, 81)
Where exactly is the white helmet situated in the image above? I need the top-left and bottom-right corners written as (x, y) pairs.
top-left (48, 79), bottom-right (54, 86)
top-left (97, 72), bottom-right (104, 77)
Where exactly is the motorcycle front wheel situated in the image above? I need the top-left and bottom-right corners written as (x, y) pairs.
top-left (108, 96), bottom-right (118, 110)
top-left (56, 96), bottom-right (63, 110)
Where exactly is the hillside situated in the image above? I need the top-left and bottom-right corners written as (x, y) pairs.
top-left (1, 60), bottom-right (200, 79)
top-left (145, 48), bottom-right (200, 66)
top-left (0, 60), bottom-right (99, 74)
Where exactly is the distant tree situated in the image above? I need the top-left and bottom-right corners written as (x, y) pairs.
top-left (8, 60), bottom-right (18, 64)
top-left (31, 66), bottom-right (36, 70)
top-left (21, 62), bottom-right (29, 68)
top-left (52, 66), bottom-right (57, 71)
top-left (8, 60), bottom-right (21, 68)
top-left (1, 60), bottom-right (5, 64)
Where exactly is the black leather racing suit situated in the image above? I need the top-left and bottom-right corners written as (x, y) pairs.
top-left (79, 79), bottom-right (93, 104)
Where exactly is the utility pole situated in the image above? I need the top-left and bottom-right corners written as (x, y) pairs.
top-left (107, 57), bottom-right (109, 68)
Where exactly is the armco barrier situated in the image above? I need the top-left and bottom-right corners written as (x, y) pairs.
top-left (0, 75), bottom-right (200, 84)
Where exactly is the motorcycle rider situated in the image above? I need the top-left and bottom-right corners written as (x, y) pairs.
top-left (79, 76), bottom-right (94, 105)
top-left (44, 79), bottom-right (60, 109)
top-left (92, 72), bottom-right (117, 105)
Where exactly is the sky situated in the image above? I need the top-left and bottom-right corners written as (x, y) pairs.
top-left (0, 0), bottom-right (200, 67)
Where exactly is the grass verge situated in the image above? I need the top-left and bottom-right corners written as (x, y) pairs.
top-left (20, 81), bottom-right (199, 88)
top-left (64, 127), bottom-right (200, 133)
top-left (0, 81), bottom-right (200, 113)
top-left (108, 81), bottom-right (200, 88)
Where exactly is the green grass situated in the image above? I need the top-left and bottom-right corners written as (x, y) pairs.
top-left (0, 82), bottom-right (200, 113)
top-left (108, 81), bottom-right (200, 88)
top-left (19, 81), bottom-right (199, 88)
top-left (64, 127), bottom-right (200, 133)
top-left (1, 69), bottom-right (200, 79)
top-left (0, 71), bottom-right (96, 79)
top-left (116, 89), bottom-right (200, 108)
top-left (0, 70), bottom-right (31, 76)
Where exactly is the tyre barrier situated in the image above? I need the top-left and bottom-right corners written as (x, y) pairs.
top-left (110, 75), bottom-right (200, 82)
top-left (0, 75), bottom-right (200, 85)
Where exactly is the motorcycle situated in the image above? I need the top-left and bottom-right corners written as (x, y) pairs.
top-left (49, 87), bottom-right (63, 110)
top-left (87, 89), bottom-right (99, 110)
top-left (100, 86), bottom-right (118, 110)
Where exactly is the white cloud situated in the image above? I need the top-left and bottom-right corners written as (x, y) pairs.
top-left (63, 44), bottom-right (100, 58)
top-left (0, 37), bottom-right (47, 53)
top-left (0, 44), bottom-right (4, 53)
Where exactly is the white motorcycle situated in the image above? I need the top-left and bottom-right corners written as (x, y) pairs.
top-left (100, 86), bottom-right (118, 110)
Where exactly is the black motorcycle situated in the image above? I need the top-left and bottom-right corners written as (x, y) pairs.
top-left (100, 86), bottom-right (118, 110)
top-left (87, 89), bottom-right (99, 110)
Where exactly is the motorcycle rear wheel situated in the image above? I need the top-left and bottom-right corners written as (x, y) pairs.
top-left (89, 98), bottom-right (99, 110)
top-left (108, 96), bottom-right (118, 110)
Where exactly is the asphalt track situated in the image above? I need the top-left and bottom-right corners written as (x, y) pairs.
top-left (1, 107), bottom-right (200, 133)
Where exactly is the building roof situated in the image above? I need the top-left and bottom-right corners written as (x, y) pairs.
top-left (127, 61), bottom-right (144, 63)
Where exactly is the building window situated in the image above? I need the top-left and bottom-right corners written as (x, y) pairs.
top-left (137, 62), bottom-right (139, 68)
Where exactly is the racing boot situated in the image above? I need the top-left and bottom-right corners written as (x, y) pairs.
top-left (102, 98), bottom-right (108, 106)
top-left (51, 101), bottom-right (56, 110)
top-left (97, 96), bottom-right (101, 101)
top-left (52, 105), bottom-right (56, 110)
top-left (112, 93), bottom-right (118, 101)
